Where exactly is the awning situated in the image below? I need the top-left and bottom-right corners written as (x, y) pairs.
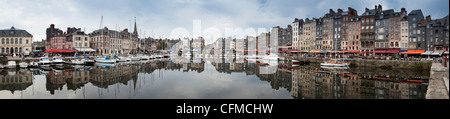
top-left (301, 50), bottom-right (311, 53)
top-left (74, 48), bottom-right (96, 52)
top-left (313, 50), bottom-right (322, 53)
top-left (45, 49), bottom-right (78, 53)
top-left (374, 50), bottom-right (387, 53)
top-left (386, 49), bottom-right (401, 53)
top-left (344, 50), bottom-right (360, 53)
top-left (400, 50), bottom-right (426, 54)
top-left (444, 52), bottom-right (449, 55)
top-left (361, 51), bottom-right (374, 53)
top-left (399, 50), bottom-right (408, 53)
top-left (318, 50), bottom-right (329, 54)
top-left (421, 51), bottom-right (433, 55)
top-left (431, 52), bottom-right (443, 56)
top-left (288, 50), bottom-right (301, 53)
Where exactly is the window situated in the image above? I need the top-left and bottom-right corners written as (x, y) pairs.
top-left (15, 38), bottom-right (18, 44)
top-left (1, 38), bottom-right (3, 44)
top-left (26, 40), bottom-right (29, 44)
top-left (85, 43), bottom-right (88, 47)
top-left (19, 38), bottom-right (22, 44)
top-left (6, 38), bottom-right (9, 44)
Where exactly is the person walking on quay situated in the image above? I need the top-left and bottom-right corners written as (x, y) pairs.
top-left (445, 55), bottom-right (448, 67)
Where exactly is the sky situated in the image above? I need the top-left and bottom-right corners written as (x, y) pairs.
top-left (0, 0), bottom-right (448, 44)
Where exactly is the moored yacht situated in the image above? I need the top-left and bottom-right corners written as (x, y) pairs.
top-left (320, 59), bottom-right (350, 67)
top-left (95, 56), bottom-right (116, 64)
top-left (51, 56), bottom-right (65, 66)
top-left (38, 57), bottom-right (52, 67)
top-left (7, 61), bottom-right (17, 69)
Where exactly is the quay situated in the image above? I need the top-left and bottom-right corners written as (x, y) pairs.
top-left (284, 56), bottom-right (433, 69)
top-left (426, 63), bottom-right (449, 99)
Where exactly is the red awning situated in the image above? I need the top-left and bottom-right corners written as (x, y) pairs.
top-left (347, 50), bottom-right (360, 53)
top-left (386, 49), bottom-right (400, 53)
top-left (288, 50), bottom-right (301, 53)
top-left (361, 51), bottom-right (373, 53)
top-left (374, 50), bottom-right (388, 53)
top-left (45, 49), bottom-right (78, 53)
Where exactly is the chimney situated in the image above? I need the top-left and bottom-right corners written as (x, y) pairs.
top-left (426, 15), bottom-right (431, 21)
top-left (349, 7), bottom-right (357, 16)
top-left (329, 9), bottom-right (335, 14)
top-left (365, 8), bottom-right (369, 12)
top-left (375, 5), bottom-right (377, 10)
top-left (338, 8), bottom-right (343, 14)
top-left (50, 24), bottom-right (55, 34)
top-left (401, 8), bottom-right (407, 14)
top-left (124, 28), bottom-right (128, 32)
top-left (378, 4), bottom-right (382, 11)
top-left (67, 27), bottom-right (72, 35)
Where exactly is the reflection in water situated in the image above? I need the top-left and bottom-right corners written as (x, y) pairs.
top-left (0, 69), bottom-right (33, 94)
top-left (0, 57), bottom-right (429, 99)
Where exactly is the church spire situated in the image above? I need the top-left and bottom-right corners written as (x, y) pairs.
top-left (133, 17), bottom-right (138, 36)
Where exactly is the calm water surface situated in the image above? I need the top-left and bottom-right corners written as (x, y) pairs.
top-left (0, 57), bottom-right (429, 99)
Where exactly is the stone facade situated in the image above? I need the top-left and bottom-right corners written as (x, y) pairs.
top-left (0, 27), bottom-right (33, 55)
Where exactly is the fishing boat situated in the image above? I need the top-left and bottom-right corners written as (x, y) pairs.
top-left (28, 62), bottom-right (39, 68)
top-left (38, 57), bottom-right (52, 67)
top-left (320, 59), bottom-right (350, 67)
top-left (130, 55), bottom-right (141, 61)
top-left (163, 53), bottom-right (170, 58)
top-left (95, 56), bottom-right (116, 64)
top-left (7, 61), bottom-right (17, 69)
top-left (19, 62), bottom-right (29, 68)
top-left (140, 55), bottom-right (150, 60)
top-left (51, 56), bottom-right (65, 66)
top-left (71, 53), bottom-right (85, 65)
top-left (155, 54), bottom-right (163, 59)
top-left (84, 57), bottom-right (95, 66)
top-left (116, 55), bottom-right (129, 62)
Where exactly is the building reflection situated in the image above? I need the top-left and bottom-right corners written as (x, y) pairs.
top-left (290, 67), bottom-right (428, 99)
top-left (0, 69), bottom-right (33, 94)
top-left (4, 56), bottom-right (426, 99)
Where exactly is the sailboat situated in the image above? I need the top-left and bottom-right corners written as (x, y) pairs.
top-left (71, 53), bottom-right (85, 65)
top-left (94, 16), bottom-right (116, 64)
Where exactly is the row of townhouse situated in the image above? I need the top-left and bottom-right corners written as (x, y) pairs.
top-left (291, 4), bottom-right (449, 57)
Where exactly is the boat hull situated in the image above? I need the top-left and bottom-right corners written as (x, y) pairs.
top-left (85, 61), bottom-right (95, 66)
top-left (95, 59), bottom-right (116, 64)
top-left (320, 63), bottom-right (349, 67)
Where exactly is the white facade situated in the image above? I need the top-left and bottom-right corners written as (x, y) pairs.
top-left (247, 36), bottom-right (257, 57)
top-left (292, 22), bottom-right (299, 50)
top-left (182, 38), bottom-right (191, 57)
top-left (258, 33), bottom-right (268, 56)
top-left (270, 27), bottom-right (279, 55)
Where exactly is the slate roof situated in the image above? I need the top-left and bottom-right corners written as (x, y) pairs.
top-left (0, 27), bottom-right (33, 37)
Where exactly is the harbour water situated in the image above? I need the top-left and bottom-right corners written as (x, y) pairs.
top-left (0, 57), bottom-right (429, 99)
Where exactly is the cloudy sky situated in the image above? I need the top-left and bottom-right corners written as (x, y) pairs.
top-left (0, 0), bottom-right (448, 44)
